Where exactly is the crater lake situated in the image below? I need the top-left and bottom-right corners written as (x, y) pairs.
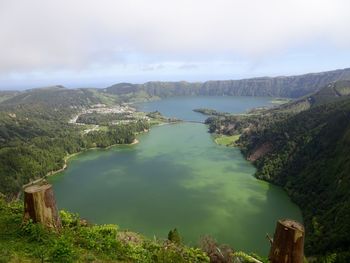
top-left (51, 96), bottom-right (302, 255)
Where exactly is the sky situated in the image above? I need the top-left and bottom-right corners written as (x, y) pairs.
top-left (1, 0), bottom-right (350, 90)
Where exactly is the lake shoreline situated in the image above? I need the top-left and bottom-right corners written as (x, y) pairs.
top-left (20, 137), bottom-right (142, 191)
top-left (47, 137), bottom-right (141, 178)
top-left (51, 120), bottom-right (302, 254)
top-left (45, 123), bottom-right (186, 180)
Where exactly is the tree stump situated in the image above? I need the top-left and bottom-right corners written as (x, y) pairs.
top-left (23, 184), bottom-right (61, 229)
top-left (269, 219), bottom-right (305, 263)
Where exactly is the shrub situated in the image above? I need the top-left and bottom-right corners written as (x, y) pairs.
top-left (20, 219), bottom-right (50, 243)
top-left (199, 235), bottom-right (233, 263)
top-left (49, 236), bottom-right (76, 263)
top-left (77, 224), bottom-right (119, 253)
top-left (59, 210), bottom-right (80, 227)
top-left (168, 228), bottom-right (182, 244)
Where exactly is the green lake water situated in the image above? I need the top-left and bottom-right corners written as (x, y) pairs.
top-left (51, 97), bottom-right (302, 255)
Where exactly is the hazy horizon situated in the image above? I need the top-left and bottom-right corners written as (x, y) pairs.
top-left (1, 0), bottom-right (350, 90)
top-left (0, 66), bottom-right (348, 91)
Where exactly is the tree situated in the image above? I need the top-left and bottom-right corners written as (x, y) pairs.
top-left (168, 228), bottom-right (182, 244)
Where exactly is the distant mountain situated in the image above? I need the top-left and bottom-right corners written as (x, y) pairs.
top-left (0, 90), bottom-right (20, 103)
top-left (103, 68), bottom-right (350, 99)
top-left (0, 85), bottom-right (101, 110)
top-left (263, 79), bottom-right (350, 114)
top-left (2, 68), bottom-right (350, 103)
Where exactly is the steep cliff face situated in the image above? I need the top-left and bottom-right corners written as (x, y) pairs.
top-left (104, 68), bottom-right (350, 99)
top-left (200, 68), bottom-right (350, 97)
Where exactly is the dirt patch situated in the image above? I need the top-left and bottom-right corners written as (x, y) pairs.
top-left (247, 142), bottom-right (272, 161)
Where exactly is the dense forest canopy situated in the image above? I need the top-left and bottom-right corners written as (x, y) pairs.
top-left (0, 86), bottom-right (149, 196)
top-left (205, 80), bottom-right (350, 262)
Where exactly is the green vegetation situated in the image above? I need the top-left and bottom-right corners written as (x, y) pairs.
top-left (0, 198), bottom-right (268, 262)
top-left (76, 112), bottom-right (133, 125)
top-left (146, 111), bottom-right (181, 125)
top-left (0, 86), bottom-right (152, 197)
top-left (193, 108), bottom-right (229, 117)
top-left (2, 75), bottom-right (350, 261)
top-left (0, 117), bottom-right (149, 196)
top-left (88, 88), bottom-right (121, 105)
top-left (214, 134), bottom-right (240, 146)
top-left (241, 101), bottom-right (350, 262)
top-left (168, 228), bottom-right (182, 245)
top-left (0, 86), bottom-right (269, 262)
top-left (0, 91), bottom-right (18, 103)
top-left (0, 199), bottom-right (210, 262)
top-left (205, 80), bottom-right (350, 262)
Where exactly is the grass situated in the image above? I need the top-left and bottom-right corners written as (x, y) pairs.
top-left (98, 125), bottom-right (109, 132)
top-left (0, 199), bottom-right (209, 262)
top-left (89, 89), bottom-right (120, 105)
top-left (214, 134), bottom-right (240, 146)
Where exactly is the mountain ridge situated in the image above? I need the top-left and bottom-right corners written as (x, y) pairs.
top-left (103, 67), bottom-right (350, 99)
top-left (2, 68), bottom-right (350, 102)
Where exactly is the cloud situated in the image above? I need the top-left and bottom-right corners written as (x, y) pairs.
top-left (0, 0), bottom-right (350, 76)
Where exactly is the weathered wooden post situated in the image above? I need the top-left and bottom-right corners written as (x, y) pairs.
top-left (23, 183), bottom-right (61, 229)
top-left (269, 219), bottom-right (305, 263)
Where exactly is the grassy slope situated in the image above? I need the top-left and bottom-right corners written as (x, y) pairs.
top-left (214, 134), bottom-right (240, 146)
top-left (0, 199), bottom-right (265, 263)
top-left (0, 199), bottom-right (209, 263)
top-left (0, 91), bottom-right (19, 103)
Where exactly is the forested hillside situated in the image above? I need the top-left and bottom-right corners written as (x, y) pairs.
top-left (103, 68), bottom-right (350, 100)
top-left (0, 86), bottom-right (149, 196)
top-left (0, 91), bottom-right (19, 103)
top-left (206, 81), bottom-right (350, 262)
